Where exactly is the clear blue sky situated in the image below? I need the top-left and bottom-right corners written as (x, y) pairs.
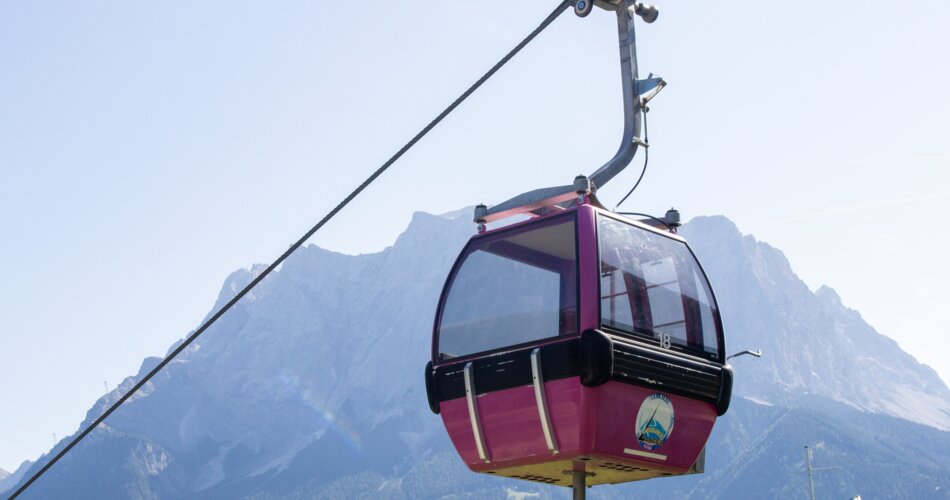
top-left (1, 0), bottom-right (948, 473)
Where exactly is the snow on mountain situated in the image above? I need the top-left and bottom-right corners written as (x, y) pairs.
top-left (6, 210), bottom-right (950, 499)
top-left (0, 469), bottom-right (8, 480)
top-left (681, 216), bottom-right (950, 430)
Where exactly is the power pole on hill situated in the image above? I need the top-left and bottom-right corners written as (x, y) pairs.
top-left (804, 445), bottom-right (840, 500)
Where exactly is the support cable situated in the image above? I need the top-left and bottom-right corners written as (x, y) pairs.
top-left (614, 108), bottom-right (650, 209)
top-left (7, 2), bottom-right (570, 497)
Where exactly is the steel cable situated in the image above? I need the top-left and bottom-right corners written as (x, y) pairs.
top-left (614, 108), bottom-right (649, 209)
top-left (7, 2), bottom-right (570, 497)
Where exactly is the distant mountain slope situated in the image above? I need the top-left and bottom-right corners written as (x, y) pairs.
top-left (5, 211), bottom-right (949, 499)
top-left (0, 461), bottom-right (31, 497)
top-left (590, 396), bottom-right (950, 499)
top-left (682, 216), bottom-right (950, 430)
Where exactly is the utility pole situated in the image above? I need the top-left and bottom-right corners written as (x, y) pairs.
top-left (805, 445), bottom-right (840, 500)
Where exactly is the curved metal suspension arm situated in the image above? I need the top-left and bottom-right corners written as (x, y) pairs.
top-left (588, 0), bottom-right (644, 190)
top-left (475, 0), bottom-right (663, 224)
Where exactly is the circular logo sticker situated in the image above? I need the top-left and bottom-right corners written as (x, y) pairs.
top-left (635, 393), bottom-right (674, 450)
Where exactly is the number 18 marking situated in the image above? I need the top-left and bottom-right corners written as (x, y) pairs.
top-left (659, 333), bottom-right (671, 349)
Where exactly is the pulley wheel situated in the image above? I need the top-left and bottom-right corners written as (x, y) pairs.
top-left (574, 0), bottom-right (593, 17)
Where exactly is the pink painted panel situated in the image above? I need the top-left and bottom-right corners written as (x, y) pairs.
top-left (442, 377), bottom-right (717, 474)
top-left (544, 377), bottom-right (588, 455)
top-left (478, 385), bottom-right (552, 465)
top-left (440, 398), bottom-right (482, 466)
top-left (440, 378), bottom-right (587, 471)
top-left (576, 203), bottom-right (600, 332)
top-left (589, 382), bottom-right (717, 472)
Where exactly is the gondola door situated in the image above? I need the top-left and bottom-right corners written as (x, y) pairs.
top-left (431, 211), bottom-right (588, 478)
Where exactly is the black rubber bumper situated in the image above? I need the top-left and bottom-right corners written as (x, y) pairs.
top-left (426, 329), bottom-right (732, 417)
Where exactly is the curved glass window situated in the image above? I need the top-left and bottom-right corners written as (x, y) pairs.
top-left (598, 215), bottom-right (721, 359)
top-left (437, 216), bottom-right (578, 360)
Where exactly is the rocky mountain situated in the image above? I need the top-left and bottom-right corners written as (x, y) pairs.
top-left (681, 216), bottom-right (950, 430)
top-left (0, 462), bottom-right (30, 497)
top-left (3, 211), bottom-right (949, 499)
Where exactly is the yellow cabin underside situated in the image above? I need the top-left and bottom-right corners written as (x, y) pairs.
top-left (480, 450), bottom-right (703, 488)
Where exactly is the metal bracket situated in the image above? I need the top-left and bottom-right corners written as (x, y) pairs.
top-left (638, 74), bottom-right (666, 109)
top-left (474, 175), bottom-right (592, 224)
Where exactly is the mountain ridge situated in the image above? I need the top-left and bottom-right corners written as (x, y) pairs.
top-left (0, 461), bottom-right (32, 496)
top-left (682, 215), bottom-right (950, 430)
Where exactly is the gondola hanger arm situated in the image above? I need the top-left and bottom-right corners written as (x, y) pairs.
top-left (476, 0), bottom-right (665, 226)
top-left (587, 0), bottom-right (664, 190)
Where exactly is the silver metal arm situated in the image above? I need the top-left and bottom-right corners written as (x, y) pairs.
top-left (725, 350), bottom-right (762, 361)
top-left (589, 1), bottom-right (665, 188)
top-left (588, 0), bottom-right (643, 190)
top-left (475, 1), bottom-right (664, 224)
